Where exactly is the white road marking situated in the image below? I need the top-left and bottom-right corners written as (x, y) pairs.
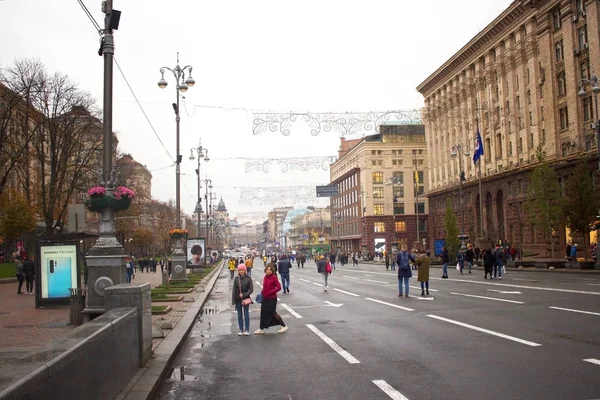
top-left (333, 288), bottom-right (360, 297)
top-left (372, 380), bottom-right (409, 400)
top-left (586, 283), bottom-right (600, 286)
top-left (324, 300), bottom-right (344, 307)
top-left (342, 276), bottom-right (361, 280)
top-left (511, 278), bottom-right (538, 282)
top-left (299, 278), bottom-right (311, 283)
top-left (549, 306), bottom-right (600, 316)
top-left (365, 297), bottom-right (414, 311)
top-left (583, 358), bottom-right (600, 366)
top-left (427, 315), bottom-right (542, 347)
top-left (365, 279), bottom-right (388, 284)
top-left (408, 295), bottom-right (434, 300)
top-left (306, 324), bottom-right (360, 364)
top-left (281, 303), bottom-right (303, 319)
top-left (312, 282), bottom-right (323, 287)
top-left (254, 281), bottom-right (262, 287)
top-left (450, 292), bottom-right (525, 304)
top-left (410, 285), bottom-right (439, 292)
top-left (487, 289), bottom-right (522, 295)
top-left (431, 277), bottom-right (600, 296)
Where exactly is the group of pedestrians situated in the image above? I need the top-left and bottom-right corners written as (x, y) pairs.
top-left (15, 256), bottom-right (35, 295)
top-left (396, 245), bottom-right (431, 297)
top-left (231, 256), bottom-right (288, 336)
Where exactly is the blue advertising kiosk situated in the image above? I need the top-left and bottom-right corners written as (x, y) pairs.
top-left (35, 238), bottom-right (82, 307)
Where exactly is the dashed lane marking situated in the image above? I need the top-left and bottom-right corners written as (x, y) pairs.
top-left (281, 303), bottom-right (303, 319)
top-left (427, 314), bottom-right (542, 347)
top-left (450, 292), bottom-right (525, 304)
top-left (583, 358), bottom-right (600, 366)
top-left (431, 277), bottom-right (600, 296)
top-left (364, 279), bottom-right (388, 284)
top-left (312, 282), bottom-right (323, 287)
top-left (306, 324), bottom-right (360, 364)
top-left (410, 285), bottom-right (439, 292)
top-left (365, 297), bottom-right (414, 312)
top-left (549, 306), bottom-right (600, 317)
top-left (342, 276), bottom-right (361, 280)
top-left (299, 278), bottom-right (312, 283)
top-left (372, 380), bottom-right (409, 400)
top-left (333, 288), bottom-right (360, 297)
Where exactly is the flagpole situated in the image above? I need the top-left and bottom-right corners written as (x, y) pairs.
top-left (476, 118), bottom-right (484, 239)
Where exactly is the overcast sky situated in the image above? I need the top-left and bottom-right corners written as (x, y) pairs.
top-left (0, 0), bottom-right (513, 223)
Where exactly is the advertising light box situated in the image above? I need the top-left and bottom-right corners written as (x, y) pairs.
top-left (36, 241), bottom-right (81, 307)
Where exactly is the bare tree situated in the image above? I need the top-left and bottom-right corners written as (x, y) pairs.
top-left (0, 59), bottom-right (46, 199)
top-left (27, 69), bottom-right (103, 235)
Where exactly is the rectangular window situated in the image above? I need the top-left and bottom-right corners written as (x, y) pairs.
top-left (371, 160), bottom-right (377, 166)
top-left (374, 222), bottom-right (385, 232)
top-left (377, 160), bottom-right (383, 166)
top-left (393, 186), bottom-right (404, 200)
top-left (371, 150), bottom-right (376, 155)
top-left (576, 0), bottom-right (585, 14)
top-left (395, 221), bottom-right (406, 232)
top-left (529, 111), bottom-right (533, 126)
top-left (553, 8), bottom-right (561, 30)
top-left (392, 171), bottom-right (404, 185)
top-left (583, 97), bottom-right (593, 121)
top-left (414, 203), bottom-right (425, 214)
top-left (418, 220), bottom-right (427, 233)
top-left (373, 204), bottom-right (384, 215)
top-left (394, 203), bottom-right (405, 215)
top-left (373, 187), bottom-right (384, 198)
top-left (527, 90), bottom-right (531, 104)
top-left (541, 106), bottom-right (544, 121)
top-left (578, 25), bottom-right (588, 49)
top-left (377, 150), bottom-right (383, 155)
top-left (555, 40), bottom-right (563, 62)
top-left (372, 172), bottom-right (383, 184)
top-left (557, 72), bottom-right (566, 96)
top-left (580, 60), bottom-right (590, 80)
top-left (495, 134), bottom-right (502, 158)
top-left (485, 138), bottom-right (491, 161)
top-left (559, 106), bottom-right (569, 130)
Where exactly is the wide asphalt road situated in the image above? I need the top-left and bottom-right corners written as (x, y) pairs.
top-left (155, 260), bottom-right (600, 400)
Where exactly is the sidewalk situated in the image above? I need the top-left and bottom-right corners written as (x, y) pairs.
top-left (0, 267), bottom-right (165, 350)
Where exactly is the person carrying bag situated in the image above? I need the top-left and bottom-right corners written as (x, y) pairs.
top-left (232, 264), bottom-right (253, 336)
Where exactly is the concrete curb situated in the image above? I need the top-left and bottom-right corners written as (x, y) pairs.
top-left (361, 261), bottom-right (600, 274)
top-left (0, 278), bottom-right (18, 285)
top-left (116, 260), bottom-right (225, 400)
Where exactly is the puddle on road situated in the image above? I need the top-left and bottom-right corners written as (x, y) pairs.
top-left (168, 366), bottom-right (199, 381)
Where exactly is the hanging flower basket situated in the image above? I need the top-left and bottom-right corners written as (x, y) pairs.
top-left (169, 228), bottom-right (188, 240)
top-left (85, 195), bottom-right (132, 213)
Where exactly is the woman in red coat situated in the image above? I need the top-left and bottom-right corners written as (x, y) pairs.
top-left (255, 264), bottom-right (287, 335)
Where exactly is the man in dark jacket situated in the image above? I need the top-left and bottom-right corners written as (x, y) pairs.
top-left (465, 246), bottom-right (475, 274)
top-left (441, 247), bottom-right (450, 279)
top-left (483, 248), bottom-right (495, 279)
top-left (277, 255), bottom-right (293, 294)
top-left (22, 256), bottom-right (35, 295)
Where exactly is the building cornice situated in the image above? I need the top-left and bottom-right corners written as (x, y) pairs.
top-left (416, 0), bottom-right (539, 97)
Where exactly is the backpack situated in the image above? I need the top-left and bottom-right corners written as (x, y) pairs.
top-left (399, 252), bottom-right (411, 270)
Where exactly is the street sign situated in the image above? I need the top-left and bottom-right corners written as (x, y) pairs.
top-left (316, 185), bottom-right (339, 197)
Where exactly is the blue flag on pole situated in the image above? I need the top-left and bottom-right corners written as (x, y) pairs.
top-left (473, 130), bottom-right (484, 164)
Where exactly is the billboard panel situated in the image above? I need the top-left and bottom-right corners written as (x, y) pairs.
top-left (36, 241), bottom-right (81, 307)
top-left (187, 238), bottom-right (206, 267)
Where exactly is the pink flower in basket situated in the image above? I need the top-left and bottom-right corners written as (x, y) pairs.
top-left (113, 186), bottom-right (135, 200)
top-left (87, 186), bottom-right (107, 197)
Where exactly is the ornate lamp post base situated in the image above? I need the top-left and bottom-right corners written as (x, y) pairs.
top-left (170, 235), bottom-right (188, 282)
top-left (84, 191), bottom-right (127, 321)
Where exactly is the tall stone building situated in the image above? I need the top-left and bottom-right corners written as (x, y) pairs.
top-left (417, 0), bottom-right (600, 253)
top-left (329, 124), bottom-right (429, 255)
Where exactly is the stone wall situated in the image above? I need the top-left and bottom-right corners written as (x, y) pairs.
top-left (0, 307), bottom-right (139, 400)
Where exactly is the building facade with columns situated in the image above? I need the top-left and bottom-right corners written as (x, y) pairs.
top-left (417, 0), bottom-right (600, 253)
top-left (329, 124), bottom-right (429, 255)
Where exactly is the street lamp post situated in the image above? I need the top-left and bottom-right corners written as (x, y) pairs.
top-left (578, 74), bottom-right (600, 268)
top-left (451, 144), bottom-right (471, 250)
top-left (203, 178), bottom-right (212, 248)
top-left (157, 53), bottom-right (195, 230)
top-left (157, 53), bottom-right (195, 282)
top-left (189, 143), bottom-right (209, 238)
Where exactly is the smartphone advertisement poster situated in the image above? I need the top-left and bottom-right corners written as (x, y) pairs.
top-left (39, 243), bottom-right (78, 300)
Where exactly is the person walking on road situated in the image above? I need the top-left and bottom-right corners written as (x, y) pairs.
top-left (441, 247), bottom-right (450, 279)
top-left (232, 264), bottom-right (253, 336)
top-left (22, 256), bottom-right (35, 295)
top-left (16, 258), bottom-right (25, 294)
top-left (317, 255), bottom-right (331, 291)
top-left (493, 245), bottom-right (504, 280)
top-left (245, 256), bottom-right (254, 277)
top-left (352, 252), bottom-right (358, 266)
top-left (277, 254), bottom-right (292, 294)
top-left (415, 250), bottom-right (430, 296)
top-left (125, 258), bottom-right (134, 283)
top-left (255, 264), bottom-right (287, 335)
top-left (385, 252), bottom-right (390, 271)
top-left (465, 246), bottom-right (475, 274)
top-left (483, 248), bottom-right (494, 279)
top-left (228, 257), bottom-right (236, 279)
top-left (396, 245), bottom-right (414, 297)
